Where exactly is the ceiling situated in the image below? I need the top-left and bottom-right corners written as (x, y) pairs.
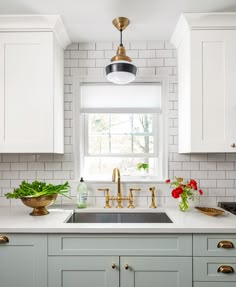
top-left (0, 0), bottom-right (236, 42)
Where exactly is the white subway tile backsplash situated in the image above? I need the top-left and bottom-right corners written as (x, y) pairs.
top-left (96, 42), bottom-right (112, 50)
top-left (79, 43), bottom-right (95, 50)
top-left (139, 50), bottom-right (156, 59)
top-left (200, 162), bottom-right (217, 170)
top-left (0, 163), bottom-right (10, 170)
top-left (148, 41), bottom-right (165, 49)
top-left (11, 163), bottom-right (27, 171)
top-left (217, 162), bottom-right (234, 170)
top-left (138, 67), bottom-right (155, 76)
top-left (87, 68), bottom-right (104, 77)
top-left (88, 50), bottom-right (104, 59)
top-left (28, 162), bottom-right (44, 170)
top-left (3, 154), bottom-right (19, 162)
top-left (130, 41), bottom-right (147, 50)
top-left (45, 162), bottom-right (62, 171)
top-left (71, 50), bottom-right (88, 59)
top-left (147, 58), bottom-right (164, 67)
top-left (217, 180), bottom-right (234, 188)
top-left (79, 59), bottom-right (96, 67)
top-left (19, 171), bottom-right (36, 180)
top-left (70, 67), bottom-right (87, 77)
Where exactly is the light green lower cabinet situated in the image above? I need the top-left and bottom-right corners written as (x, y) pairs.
top-left (48, 256), bottom-right (119, 287)
top-left (120, 257), bottom-right (192, 287)
top-left (0, 234), bottom-right (47, 287)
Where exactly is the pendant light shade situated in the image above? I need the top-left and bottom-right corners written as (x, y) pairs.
top-left (105, 17), bottom-right (137, 85)
top-left (106, 60), bottom-right (137, 85)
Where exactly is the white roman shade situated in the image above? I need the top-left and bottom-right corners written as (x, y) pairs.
top-left (80, 83), bottom-right (162, 113)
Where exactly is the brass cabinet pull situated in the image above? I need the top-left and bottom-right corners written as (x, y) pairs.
top-left (217, 240), bottom-right (234, 249)
top-left (125, 264), bottom-right (129, 270)
top-left (217, 265), bottom-right (235, 274)
top-left (0, 235), bottom-right (9, 244)
top-left (231, 143), bottom-right (236, 148)
top-left (111, 263), bottom-right (116, 269)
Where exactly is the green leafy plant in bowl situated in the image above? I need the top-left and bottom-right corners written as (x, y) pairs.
top-left (5, 180), bottom-right (70, 216)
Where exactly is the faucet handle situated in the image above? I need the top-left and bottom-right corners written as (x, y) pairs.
top-left (127, 188), bottom-right (141, 208)
top-left (98, 188), bottom-right (111, 208)
top-left (149, 187), bottom-right (157, 209)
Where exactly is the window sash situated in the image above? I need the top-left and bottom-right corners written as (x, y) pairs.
top-left (83, 113), bottom-right (158, 157)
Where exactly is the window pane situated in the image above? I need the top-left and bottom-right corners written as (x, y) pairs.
top-left (88, 135), bottom-right (109, 154)
top-left (84, 157), bottom-right (156, 179)
top-left (111, 135), bottom-right (132, 153)
top-left (110, 114), bottom-right (131, 133)
top-left (133, 114), bottom-right (153, 133)
top-left (88, 114), bottom-right (109, 133)
top-left (133, 136), bottom-right (154, 153)
top-left (86, 113), bottom-right (155, 156)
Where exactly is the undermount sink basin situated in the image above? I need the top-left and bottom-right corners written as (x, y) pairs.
top-left (66, 212), bottom-right (172, 224)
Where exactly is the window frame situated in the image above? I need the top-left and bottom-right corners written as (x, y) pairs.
top-left (73, 77), bottom-right (168, 183)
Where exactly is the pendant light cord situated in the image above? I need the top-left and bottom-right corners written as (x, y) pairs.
top-left (120, 29), bottom-right (123, 46)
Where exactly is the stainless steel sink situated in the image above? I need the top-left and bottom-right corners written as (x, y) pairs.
top-left (66, 212), bottom-right (172, 223)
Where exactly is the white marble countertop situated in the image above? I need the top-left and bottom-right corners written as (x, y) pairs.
top-left (0, 205), bottom-right (236, 233)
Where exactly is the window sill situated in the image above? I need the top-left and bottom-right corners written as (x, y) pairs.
top-left (78, 177), bottom-right (165, 184)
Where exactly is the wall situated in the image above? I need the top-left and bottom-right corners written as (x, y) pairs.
top-left (0, 40), bottom-right (235, 208)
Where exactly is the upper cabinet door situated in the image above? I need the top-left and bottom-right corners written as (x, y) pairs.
top-left (0, 32), bottom-right (54, 152)
top-left (171, 13), bottom-right (236, 153)
top-left (191, 30), bottom-right (236, 153)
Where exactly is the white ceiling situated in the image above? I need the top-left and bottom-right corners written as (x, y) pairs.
top-left (1, 0), bottom-right (236, 42)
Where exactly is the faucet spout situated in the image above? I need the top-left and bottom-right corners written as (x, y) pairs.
top-left (112, 168), bottom-right (122, 208)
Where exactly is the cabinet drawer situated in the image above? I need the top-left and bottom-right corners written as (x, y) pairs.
top-left (194, 257), bottom-right (236, 282)
top-left (48, 234), bottom-right (192, 256)
top-left (193, 234), bottom-right (236, 256)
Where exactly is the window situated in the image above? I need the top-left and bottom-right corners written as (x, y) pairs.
top-left (78, 83), bottom-right (167, 181)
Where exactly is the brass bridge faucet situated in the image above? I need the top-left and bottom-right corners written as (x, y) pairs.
top-left (98, 168), bottom-right (141, 208)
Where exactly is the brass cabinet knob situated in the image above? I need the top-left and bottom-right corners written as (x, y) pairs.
top-left (217, 265), bottom-right (234, 273)
top-left (111, 263), bottom-right (116, 269)
top-left (217, 240), bottom-right (234, 249)
top-left (231, 143), bottom-right (236, 148)
top-left (0, 235), bottom-right (9, 244)
top-left (125, 264), bottom-right (129, 270)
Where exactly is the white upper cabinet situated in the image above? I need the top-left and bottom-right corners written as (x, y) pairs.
top-left (171, 13), bottom-right (236, 153)
top-left (0, 16), bottom-right (70, 153)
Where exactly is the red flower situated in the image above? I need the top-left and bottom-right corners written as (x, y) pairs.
top-left (171, 187), bottom-right (183, 198)
top-left (188, 179), bottom-right (197, 190)
top-left (199, 189), bottom-right (203, 196)
top-left (165, 179), bottom-right (171, 183)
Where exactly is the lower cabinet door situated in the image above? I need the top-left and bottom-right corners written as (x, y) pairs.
top-left (48, 256), bottom-right (119, 287)
top-left (120, 256), bottom-right (192, 287)
top-left (0, 234), bottom-right (47, 287)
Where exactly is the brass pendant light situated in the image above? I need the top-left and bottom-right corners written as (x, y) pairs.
top-left (105, 17), bottom-right (137, 85)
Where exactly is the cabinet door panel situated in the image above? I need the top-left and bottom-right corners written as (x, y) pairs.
top-left (194, 257), bottom-right (236, 282)
top-left (48, 256), bottom-right (119, 287)
top-left (193, 234), bottom-right (236, 256)
top-left (191, 30), bottom-right (236, 152)
top-left (120, 257), bottom-right (192, 287)
top-left (0, 234), bottom-right (47, 287)
top-left (0, 32), bottom-right (53, 152)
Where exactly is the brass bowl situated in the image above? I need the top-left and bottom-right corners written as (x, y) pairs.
top-left (21, 194), bottom-right (57, 216)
